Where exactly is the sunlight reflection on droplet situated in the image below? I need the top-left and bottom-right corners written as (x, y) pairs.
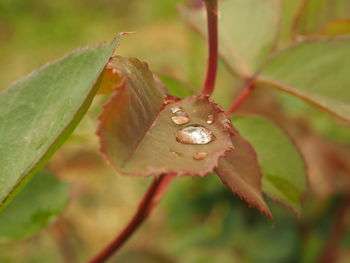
top-left (206, 114), bottom-right (214, 124)
top-left (171, 115), bottom-right (190, 125)
top-left (170, 105), bottom-right (183, 114)
top-left (170, 106), bottom-right (190, 125)
top-left (175, 125), bottom-right (216, 145)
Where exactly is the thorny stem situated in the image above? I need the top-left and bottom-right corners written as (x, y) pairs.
top-left (88, 174), bottom-right (173, 263)
top-left (202, 0), bottom-right (218, 96)
top-left (225, 78), bottom-right (257, 116)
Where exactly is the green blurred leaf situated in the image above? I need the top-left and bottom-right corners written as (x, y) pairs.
top-left (277, 92), bottom-right (350, 143)
top-left (0, 37), bottom-right (119, 209)
top-left (278, 0), bottom-right (304, 46)
top-left (115, 250), bottom-right (176, 263)
top-left (164, 175), bottom-right (301, 263)
top-left (260, 38), bottom-right (350, 123)
top-left (157, 74), bottom-right (195, 98)
top-left (179, 0), bottom-right (280, 77)
top-left (0, 170), bottom-right (69, 242)
top-left (295, 0), bottom-right (350, 35)
top-left (320, 19), bottom-right (350, 36)
top-left (233, 115), bottom-right (307, 214)
top-left (98, 57), bottom-right (234, 177)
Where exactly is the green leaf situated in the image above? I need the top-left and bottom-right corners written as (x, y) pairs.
top-left (216, 132), bottom-right (272, 218)
top-left (179, 0), bottom-right (280, 77)
top-left (260, 38), bottom-right (350, 123)
top-left (232, 115), bottom-right (307, 214)
top-left (0, 37), bottom-right (119, 208)
top-left (278, 0), bottom-right (304, 46)
top-left (0, 170), bottom-right (69, 242)
top-left (97, 56), bottom-right (234, 177)
top-left (319, 19), bottom-right (350, 36)
top-left (156, 74), bottom-right (195, 98)
top-left (295, 0), bottom-right (350, 35)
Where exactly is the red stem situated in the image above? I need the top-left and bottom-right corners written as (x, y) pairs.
top-left (202, 0), bottom-right (218, 96)
top-left (225, 79), bottom-right (256, 116)
top-left (88, 174), bottom-right (173, 263)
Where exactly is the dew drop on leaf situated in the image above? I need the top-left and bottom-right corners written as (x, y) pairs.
top-left (171, 115), bottom-right (190, 125)
top-left (193, 151), bottom-right (208, 160)
top-left (175, 125), bottom-right (216, 145)
top-left (171, 106), bottom-right (190, 125)
top-left (171, 105), bottom-right (183, 114)
top-left (206, 114), bottom-right (214, 124)
top-left (170, 149), bottom-right (181, 157)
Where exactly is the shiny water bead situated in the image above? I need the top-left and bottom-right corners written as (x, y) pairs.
top-left (171, 115), bottom-right (190, 125)
top-left (206, 114), bottom-right (214, 124)
top-left (175, 125), bottom-right (216, 145)
top-left (193, 151), bottom-right (208, 160)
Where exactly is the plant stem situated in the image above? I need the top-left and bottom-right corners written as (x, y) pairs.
top-left (202, 0), bottom-right (218, 96)
top-left (225, 78), bottom-right (256, 116)
top-left (88, 174), bottom-right (173, 263)
top-left (316, 194), bottom-right (350, 263)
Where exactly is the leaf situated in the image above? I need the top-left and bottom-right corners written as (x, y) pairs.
top-left (232, 115), bottom-right (307, 214)
top-left (156, 74), bottom-right (195, 98)
top-left (260, 38), bottom-right (350, 123)
top-left (294, 0), bottom-right (350, 36)
top-left (96, 62), bottom-right (123, 94)
top-left (278, 0), bottom-right (305, 46)
top-left (319, 19), bottom-right (350, 36)
top-left (0, 37), bottom-right (119, 208)
top-left (216, 132), bottom-right (272, 218)
top-left (0, 170), bottom-right (69, 242)
top-left (97, 56), bottom-right (234, 177)
top-left (179, 0), bottom-right (280, 77)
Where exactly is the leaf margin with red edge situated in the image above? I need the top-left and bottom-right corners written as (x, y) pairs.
top-left (97, 56), bottom-right (235, 178)
top-left (215, 129), bottom-right (273, 219)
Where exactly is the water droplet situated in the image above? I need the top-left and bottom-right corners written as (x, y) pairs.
top-left (171, 115), bottom-right (190, 125)
top-left (171, 107), bottom-right (190, 125)
top-left (171, 105), bottom-right (183, 114)
top-left (193, 152), bottom-right (208, 160)
top-left (206, 114), bottom-right (214, 124)
top-left (175, 125), bottom-right (216, 144)
top-left (170, 150), bottom-right (181, 157)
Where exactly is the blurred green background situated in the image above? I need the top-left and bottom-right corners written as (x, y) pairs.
top-left (1, 0), bottom-right (350, 262)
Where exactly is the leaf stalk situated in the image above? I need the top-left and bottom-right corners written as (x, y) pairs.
top-left (225, 78), bottom-right (256, 116)
top-left (202, 0), bottom-right (218, 96)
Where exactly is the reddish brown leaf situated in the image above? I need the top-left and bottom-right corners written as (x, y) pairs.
top-left (216, 130), bottom-right (272, 219)
top-left (97, 56), bottom-right (234, 177)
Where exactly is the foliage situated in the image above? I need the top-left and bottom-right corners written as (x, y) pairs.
top-left (0, 0), bottom-right (349, 262)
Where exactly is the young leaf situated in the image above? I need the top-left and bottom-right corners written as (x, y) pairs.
top-left (0, 37), bottom-right (119, 208)
top-left (178, 0), bottom-right (280, 77)
top-left (97, 57), bottom-right (234, 177)
top-left (216, 132), bottom-right (272, 218)
top-left (232, 115), bottom-right (307, 215)
top-left (260, 38), bottom-right (350, 123)
top-left (0, 170), bottom-right (69, 242)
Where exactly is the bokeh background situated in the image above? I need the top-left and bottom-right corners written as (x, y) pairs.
top-left (1, 0), bottom-right (350, 262)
